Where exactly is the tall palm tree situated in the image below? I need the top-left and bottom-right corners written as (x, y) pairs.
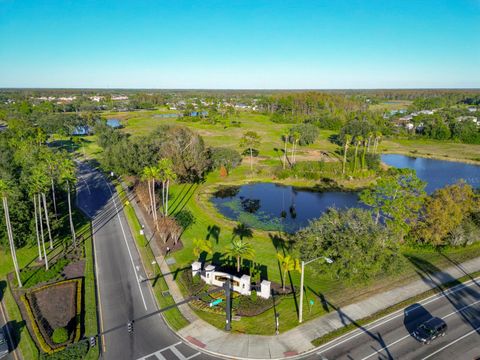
top-left (32, 165), bottom-right (54, 250)
top-left (342, 134), bottom-right (352, 175)
top-left (157, 158), bottom-right (175, 216)
top-left (44, 151), bottom-right (60, 217)
top-left (277, 253), bottom-right (301, 291)
top-left (59, 158), bottom-right (77, 247)
top-left (225, 238), bottom-right (255, 273)
top-left (291, 131), bottom-right (300, 164)
top-left (373, 131), bottom-right (382, 155)
top-left (141, 166), bottom-right (159, 221)
top-left (30, 189), bottom-right (42, 261)
top-left (282, 132), bottom-right (289, 169)
top-left (0, 180), bottom-right (22, 287)
top-left (163, 164), bottom-right (177, 217)
top-left (353, 136), bottom-right (363, 173)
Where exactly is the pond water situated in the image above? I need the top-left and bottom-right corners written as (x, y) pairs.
top-left (210, 155), bottom-right (480, 233)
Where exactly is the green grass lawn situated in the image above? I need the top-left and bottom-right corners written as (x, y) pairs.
top-left (78, 109), bottom-right (480, 335)
top-left (164, 175), bottom-right (480, 335)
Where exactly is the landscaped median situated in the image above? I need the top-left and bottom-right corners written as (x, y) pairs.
top-left (114, 182), bottom-right (189, 331)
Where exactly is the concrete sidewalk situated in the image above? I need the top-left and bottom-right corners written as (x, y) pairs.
top-left (126, 185), bottom-right (480, 359)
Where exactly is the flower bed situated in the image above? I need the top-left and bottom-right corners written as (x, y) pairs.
top-left (20, 278), bottom-right (83, 354)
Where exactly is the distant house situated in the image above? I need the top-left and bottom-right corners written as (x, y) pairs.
top-left (0, 125), bottom-right (7, 132)
top-left (72, 126), bottom-right (91, 136)
top-left (189, 111), bottom-right (208, 117)
top-left (106, 119), bottom-right (122, 128)
top-left (468, 107), bottom-right (477, 113)
top-left (111, 95), bottom-right (129, 101)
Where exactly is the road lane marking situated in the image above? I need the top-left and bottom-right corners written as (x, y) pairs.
top-left (421, 326), bottom-right (480, 360)
top-left (315, 277), bottom-right (480, 354)
top-left (106, 181), bottom-right (148, 311)
top-left (136, 341), bottom-right (201, 360)
top-left (356, 299), bottom-right (480, 360)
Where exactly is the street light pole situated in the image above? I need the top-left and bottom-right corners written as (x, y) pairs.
top-left (299, 260), bottom-right (305, 323)
top-left (299, 256), bottom-right (333, 324)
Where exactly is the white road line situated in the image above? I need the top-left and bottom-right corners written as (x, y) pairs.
top-left (137, 341), bottom-right (202, 360)
top-left (421, 326), bottom-right (480, 360)
top-left (315, 277), bottom-right (480, 354)
top-left (104, 179), bottom-right (148, 311)
top-left (357, 299), bottom-right (480, 360)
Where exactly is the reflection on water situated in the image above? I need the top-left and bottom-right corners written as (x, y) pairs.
top-left (211, 183), bottom-right (360, 233)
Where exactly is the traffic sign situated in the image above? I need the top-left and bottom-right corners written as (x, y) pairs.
top-left (209, 298), bottom-right (223, 307)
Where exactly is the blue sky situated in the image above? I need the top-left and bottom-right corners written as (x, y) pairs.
top-left (0, 0), bottom-right (479, 89)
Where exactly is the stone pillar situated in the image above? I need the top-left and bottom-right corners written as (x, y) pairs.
top-left (239, 275), bottom-right (251, 295)
top-left (191, 261), bottom-right (202, 276)
top-left (204, 264), bottom-right (215, 285)
top-left (259, 280), bottom-right (271, 299)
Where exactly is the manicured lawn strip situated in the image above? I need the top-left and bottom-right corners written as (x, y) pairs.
top-left (2, 277), bottom-right (39, 359)
top-left (311, 271), bottom-right (480, 347)
top-left (115, 183), bottom-right (189, 331)
top-left (82, 220), bottom-right (99, 360)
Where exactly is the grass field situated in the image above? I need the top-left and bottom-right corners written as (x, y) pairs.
top-left (77, 109), bottom-right (480, 335)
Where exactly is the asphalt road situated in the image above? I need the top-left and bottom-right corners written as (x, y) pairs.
top-left (308, 278), bottom-right (480, 360)
top-left (0, 292), bottom-right (16, 360)
top-left (76, 162), bottom-right (216, 360)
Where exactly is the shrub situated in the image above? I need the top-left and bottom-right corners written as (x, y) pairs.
top-left (289, 123), bottom-right (319, 145)
top-left (52, 328), bottom-right (68, 344)
top-left (251, 290), bottom-right (257, 302)
top-left (40, 341), bottom-right (88, 360)
top-left (20, 258), bottom-right (70, 288)
top-left (210, 147), bottom-right (242, 170)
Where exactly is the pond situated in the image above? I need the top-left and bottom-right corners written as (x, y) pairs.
top-left (210, 155), bottom-right (480, 233)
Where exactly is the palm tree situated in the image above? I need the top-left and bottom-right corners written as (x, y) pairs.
top-left (366, 131), bottom-right (373, 153)
top-left (291, 131), bottom-right (300, 164)
top-left (239, 131), bottom-right (261, 172)
top-left (373, 131), bottom-right (382, 154)
top-left (193, 238), bottom-right (213, 261)
top-left (59, 158), bottom-right (77, 247)
top-left (141, 166), bottom-right (159, 221)
top-left (276, 253), bottom-right (301, 291)
top-left (0, 180), bottom-right (22, 287)
top-left (361, 137), bottom-right (368, 170)
top-left (163, 165), bottom-right (177, 217)
top-left (157, 158), bottom-right (176, 216)
top-left (282, 132), bottom-right (289, 169)
top-left (30, 189), bottom-right (42, 261)
top-left (353, 136), bottom-right (363, 173)
top-left (44, 152), bottom-right (59, 217)
top-left (225, 238), bottom-right (255, 273)
top-left (32, 165), bottom-right (54, 250)
top-left (342, 134), bottom-right (352, 175)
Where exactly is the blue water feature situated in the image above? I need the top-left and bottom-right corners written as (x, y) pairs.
top-left (381, 154), bottom-right (480, 193)
top-left (210, 155), bottom-right (480, 233)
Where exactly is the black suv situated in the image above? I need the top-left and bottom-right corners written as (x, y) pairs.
top-left (413, 317), bottom-right (447, 344)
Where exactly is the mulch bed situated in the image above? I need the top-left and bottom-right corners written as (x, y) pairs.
top-left (29, 281), bottom-right (77, 330)
top-left (132, 183), bottom-right (184, 255)
top-left (62, 260), bottom-right (85, 279)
